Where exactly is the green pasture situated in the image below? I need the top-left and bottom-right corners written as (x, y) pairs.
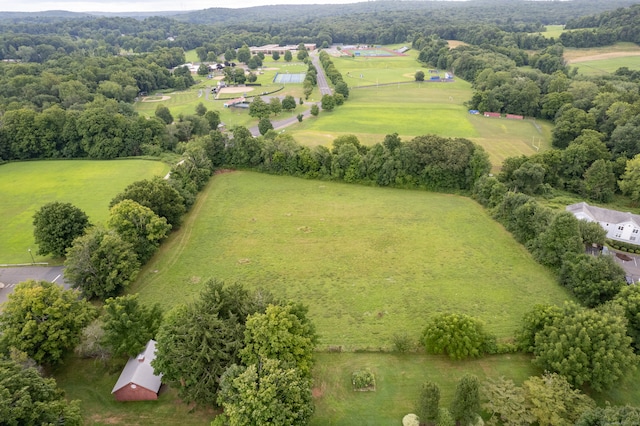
top-left (133, 171), bottom-right (568, 349)
top-left (290, 82), bottom-right (547, 169)
top-left (0, 160), bottom-right (169, 264)
top-left (310, 351), bottom-right (640, 425)
top-left (574, 55), bottom-right (640, 75)
top-left (539, 24), bottom-right (565, 39)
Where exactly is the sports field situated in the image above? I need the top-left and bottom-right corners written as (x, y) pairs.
top-left (133, 171), bottom-right (568, 349)
top-left (0, 160), bottom-right (169, 264)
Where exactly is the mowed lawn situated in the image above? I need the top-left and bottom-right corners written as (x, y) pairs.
top-left (133, 172), bottom-right (568, 349)
top-left (0, 160), bottom-right (169, 264)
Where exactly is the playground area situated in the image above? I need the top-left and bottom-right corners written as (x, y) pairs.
top-left (273, 73), bottom-right (306, 83)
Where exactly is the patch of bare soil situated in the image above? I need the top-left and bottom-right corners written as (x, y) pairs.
top-left (141, 95), bottom-right (171, 102)
top-left (214, 169), bottom-right (235, 175)
top-left (447, 40), bottom-right (469, 49)
top-left (218, 86), bottom-right (255, 95)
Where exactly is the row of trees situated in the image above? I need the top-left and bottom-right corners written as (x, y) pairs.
top-left (198, 128), bottom-right (490, 192)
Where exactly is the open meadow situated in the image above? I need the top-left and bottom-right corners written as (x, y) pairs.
top-left (0, 160), bottom-right (169, 264)
top-left (132, 171), bottom-right (568, 349)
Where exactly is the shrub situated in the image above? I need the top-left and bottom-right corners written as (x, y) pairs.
top-left (422, 313), bottom-right (496, 360)
top-left (352, 369), bottom-right (376, 391)
top-left (392, 332), bottom-right (415, 353)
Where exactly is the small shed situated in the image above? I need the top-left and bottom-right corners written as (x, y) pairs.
top-left (111, 340), bottom-right (162, 402)
top-left (484, 112), bottom-right (501, 118)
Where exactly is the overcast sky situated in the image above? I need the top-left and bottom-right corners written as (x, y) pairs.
top-left (0, 0), bottom-right (367, 13)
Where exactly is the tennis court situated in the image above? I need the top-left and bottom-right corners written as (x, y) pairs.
top-left (273, 73), bottom-right (306, 83)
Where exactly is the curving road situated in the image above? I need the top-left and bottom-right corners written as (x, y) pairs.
top-left (248, 51), bottom-right (333, 137)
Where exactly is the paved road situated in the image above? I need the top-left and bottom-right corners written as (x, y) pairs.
top-left (248, 51), bottom-right (333, 137)
top-left (0, 266), bottom-right (68, 307)
top-left (311, 53), bottom-right (333, 96)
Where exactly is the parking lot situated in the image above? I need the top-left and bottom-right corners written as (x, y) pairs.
top-left (0, 266), bottom-right (68, 307)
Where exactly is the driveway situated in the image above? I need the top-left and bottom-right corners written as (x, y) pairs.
top-left (0, 266), bottom-right (68, 307)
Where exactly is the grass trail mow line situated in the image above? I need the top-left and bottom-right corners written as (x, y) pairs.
top-left (134, 171), bottom-right (216, 296)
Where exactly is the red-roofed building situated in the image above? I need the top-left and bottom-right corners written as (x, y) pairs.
top-left (484, 112), bottom-right (501, 118)
top-left (506, 114), bottom-right (524, 120)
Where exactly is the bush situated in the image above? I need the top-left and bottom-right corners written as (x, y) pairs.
top-left (422, 313), bottom-right (496, 360)
top-left (436, 408), bottom-right (455, 426)
top-left (352, 369), bottom-right (376, 391)
top-left (392, 332), bottom-right (415, 353)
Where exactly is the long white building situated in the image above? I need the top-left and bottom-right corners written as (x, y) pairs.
top-left (567, 202), bottom-right (640, 243)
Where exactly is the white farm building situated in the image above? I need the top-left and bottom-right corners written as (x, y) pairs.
top-left (567, 202), bottom-right (640, 244)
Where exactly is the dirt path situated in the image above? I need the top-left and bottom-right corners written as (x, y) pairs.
top-left (141, 95), bottom-right (171, 102)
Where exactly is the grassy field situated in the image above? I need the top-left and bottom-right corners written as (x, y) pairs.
top-left (132, 171), bottom-right (568, 349)
top-left (539, 25), bottom-right (566, 39)
top-left (572, 55), bottom-right (640, 75)
top-left (310, 351), bottom-right (640, 425)
top-left (0, 160), bottom-right (169, 265)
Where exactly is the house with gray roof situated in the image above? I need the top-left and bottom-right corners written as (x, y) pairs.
top-left (111, 339), bottom-right (162, 401)
top-left (566, 202), bottom-right (640, 244)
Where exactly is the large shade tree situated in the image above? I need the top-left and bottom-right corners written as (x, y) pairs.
top-left (107, 199), bottom-right (171, 263)
top-left (153, 280), bottom-right (273, 406)
top-left (0, 359), bottom-right (82, 425)
top-left (533, 302), bottom-right (637, 391)
top-left (32, 202), bottom-right (90, 257)
top-left (241, 303), bottom-right (318, 377)
top-left (110, 177), bottom-right (185, 227)
top-left (101, 294), bottom-right (163, 358)
top-left (64, 227), bottom-right (140, 300)
top-left (217, 359), bottom-right (314, 426)
top-left (0, 280), bottom-right (94, 365)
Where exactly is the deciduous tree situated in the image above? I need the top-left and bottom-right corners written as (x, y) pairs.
top-left (32, 202), bottom-right (90, 258)
top-left (0, 359), bottom-right (82, 425)
top-left (64, 227), bottom-right (140, 300)
top-left (559, 253), bottom-right (625, 307)
top-left (241, 303), bottom-right (317, 377)
top-left (533, 302), bottom-right (636, 391)
top-left (0, 280), bottom-right (94, 365)
top-left (523, 373), bottom-right (595, 426)
top-left (110, 177), bottom-right (186, 227)
top-left (107, 199), bottom-right (171, 263)
top-left (217, 359), bottom-right (314, 426)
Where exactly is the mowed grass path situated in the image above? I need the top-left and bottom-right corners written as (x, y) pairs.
top-left (0, 160), bottom-right (169, 264)
top-left (133, 172), bottom-right (568, 349)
